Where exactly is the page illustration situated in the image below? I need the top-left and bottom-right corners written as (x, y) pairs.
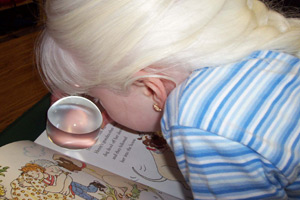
top-left (0, 141), bottom-right (181, 200)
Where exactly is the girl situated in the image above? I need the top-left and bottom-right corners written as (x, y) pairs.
top-left (37, 0), bottom-right (300, 199)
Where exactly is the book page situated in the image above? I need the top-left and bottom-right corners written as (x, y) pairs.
top-left (35, 124), bottom-right (193, 199)
top-left (0, 140), bottom-right (182, 200)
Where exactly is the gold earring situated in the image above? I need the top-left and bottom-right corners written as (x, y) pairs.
top-left (153, 104), bottom-right (162, 112)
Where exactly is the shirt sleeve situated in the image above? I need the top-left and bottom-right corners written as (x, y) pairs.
top-left (167, 126), bottom-right (290, 200)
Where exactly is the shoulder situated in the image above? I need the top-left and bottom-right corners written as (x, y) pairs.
top-left (162, 50), bottom-right (300, 182)
top-left (163, 50), bottom-right (300, 128)
top-left (162, 49), bottom-right (300, 148)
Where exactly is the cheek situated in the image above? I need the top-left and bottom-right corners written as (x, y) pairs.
top-left (100, 98), bottom-right (126, 120)
top-left (91, 88), bottom-right (162, 132)
top-left (101, 98), bottom-right (135, 126)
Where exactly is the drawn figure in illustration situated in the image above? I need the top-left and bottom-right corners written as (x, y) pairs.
top-left (9, 163), bottom-right (74, 200)
top-left (134, 134), bottom-right (190, 190)
top-left (33, 159), bottom-right (104, 200)
top-left (52, 154), bottom-right (149, 200)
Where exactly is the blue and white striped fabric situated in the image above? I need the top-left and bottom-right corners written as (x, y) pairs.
top-left (161, 50), bottom-right (300, 199)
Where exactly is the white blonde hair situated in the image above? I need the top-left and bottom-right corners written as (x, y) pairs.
top-left (36, 0), bottom-right (300, 95)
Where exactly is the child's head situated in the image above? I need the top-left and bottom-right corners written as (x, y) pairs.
top-left (20, 163), bottom-right (45, 179)
top-left (37, 0), bottom-right (300, 131)
top-left (32, 160), bottom-right (63, 176)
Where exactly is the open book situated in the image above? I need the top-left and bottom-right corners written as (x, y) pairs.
top-left (0, 124), bottom-right (193, 200)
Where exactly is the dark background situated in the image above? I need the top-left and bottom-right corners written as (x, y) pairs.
top-left (263, 0), bottom-right (300, 17)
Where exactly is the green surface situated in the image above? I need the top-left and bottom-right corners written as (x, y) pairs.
top-left (0, 93), bottom-right (51, 147)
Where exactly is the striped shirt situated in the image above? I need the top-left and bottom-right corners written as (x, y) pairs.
top-left (161, 50), bottom-right (300, 199)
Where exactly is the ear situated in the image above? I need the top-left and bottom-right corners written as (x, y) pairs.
top-left (133, 71), bottom-right (172, 109)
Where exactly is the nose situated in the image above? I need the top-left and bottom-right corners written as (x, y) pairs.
top-left (100, 110), bottom-right (114, 129)
top-left (93, 98), bottom-right (114, 129)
